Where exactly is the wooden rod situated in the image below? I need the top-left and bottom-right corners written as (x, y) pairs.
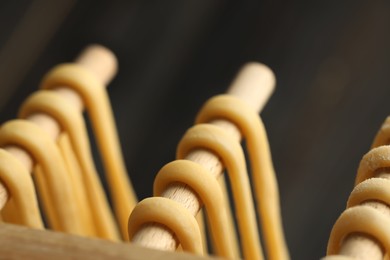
top-left (131, 63), bottom-right (276, 252)
top-left (0, 44), bottom-right (117, 210)
top-left (337, 172), bottom-right (390, 260)
top-left (0, 222), bottom-right (218, 260)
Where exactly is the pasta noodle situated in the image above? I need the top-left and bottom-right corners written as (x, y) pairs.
top-left (129, 86), bottom-right (289, 259)
top-left (325, 118), bottom-right (390, 258)
top-left (128, 197), bottom-right (203, 254)
top-left (0, 149), bottom-right (43, 229)
top-left (176, 123), bottom-right (264, 260)
top-left (196, 94), bottom-right (289, 260)
top-left (40, 64), bottom-right (137, 239)
top-left (19, 90), bottom-right (120, 240)
top-left (327, 205), bottom-right (390, 255)
top-left (57, 133), bottom-right (96, 235)
top-left (0, 120), bottom-right (84, 234)
top-left (153, 160), bottom-right (238, 259)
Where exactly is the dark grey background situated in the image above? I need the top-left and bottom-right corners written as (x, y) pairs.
top-left (0, 1), bottom-right (389, 259)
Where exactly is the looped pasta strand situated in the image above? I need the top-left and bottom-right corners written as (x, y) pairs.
top-left (0, 120), bottom-right (84, 234)
top-left (40, 64), bottom-right (137, 239)
top-left (326, 120), bottom-right (390, 258)
top-left (128, 197), bottom-right (203, 255)
top-left (153, 160), bottom-right (238, 259)
top-left (348, 178), bottom-right (390, 208)
top-left (0, 149), bottom-right (43, 229)
top-left (196, 94), bottom-right (289, 260)
top-left (327, 205), bottom-right (390, 255)
top-left (19, 90), bottom-right (119, 240)
top-left (177, 124), bottom-right (263, 260)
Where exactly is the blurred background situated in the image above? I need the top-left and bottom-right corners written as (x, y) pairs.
top-left (0, 0), bottom-right (390, 259)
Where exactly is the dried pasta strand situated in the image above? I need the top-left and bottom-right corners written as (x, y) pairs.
top-left (40, 64), bottom-right (137, 239)
top-left (0, 120), bottom-right (84, 235)
top-left (355, 146), bottom-right (390, 185)
top-left (195, 209), bottom-right (208, 255)
top-left (154, 160), bottom-right (238, 259)
top-left (216, 173), bottom-right (241, 258)
top-left (196, 95), bottom-right (289, 260)
top-left (57, 133), bottom-right (96, 236)
top-left (33, 166), bottom-right (59, 229)
top-left (177, 124), bottom-right (264, 260)
top-left (347, 178), bottom-right (390, 208)
top-left (0, 148), bottom-right (43, 228)
top-left (371, 116), bottom-right (390, 148)
top-left (324, 126), bottom-right (390, 258)
top-left (19, 90), bottom-right (119, 240)
top-left (128, 197), bottom-right (203, 255)
top-left (327, 205), bottom-right (390, 255)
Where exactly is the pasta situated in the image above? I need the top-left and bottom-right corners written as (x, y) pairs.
top-left (128, 197), bottom-right (203, 254)
top-left (327, 205), bottom-right (390, 255)
top-left (129, 91), bottom-right (288, 260)
top-left (177, 123), bottom-right (264, 260)
top-left (19, 90), bottom-right (119, 240)
top-left (325, 117), bottom-right (390, 259)
top-left (0, 148), bottom-right (43, 229)
top-left (0, 120), bottom-right (84, 234)
top-left (153, 160), bottom-right (238, 259)
top-left (196, 95), bottom-right (289, 260)
top-left (40, 64), bottom-right (137, 239)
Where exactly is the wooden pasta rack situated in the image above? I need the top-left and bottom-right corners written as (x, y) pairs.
top-left (0, 44), bottom-right (389, 260)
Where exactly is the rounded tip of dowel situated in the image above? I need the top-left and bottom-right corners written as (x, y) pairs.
top-left (227, 62), bottom-right (276, 112)
top-left (75, 44), bottom-right (118, 86)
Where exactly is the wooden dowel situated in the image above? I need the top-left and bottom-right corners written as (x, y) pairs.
top-left (131, 63), bottom-right (276, 252)
top-left (0, 223), bottom-right (219, 260)
top-left (337, 172), bottom-right (390, 260)
top-left (0, 44), bottom-right (117, 210)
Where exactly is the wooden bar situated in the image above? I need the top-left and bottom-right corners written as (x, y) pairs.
top-left (0, 223), bottom-right (221, 260)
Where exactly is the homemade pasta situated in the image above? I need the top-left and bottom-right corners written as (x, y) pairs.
top-left (177, 124), bottom-right (264, 260)
top-left (325, 118), bottom-right (390, 258)
top-left (154, 160), bottom-right (238, 259)
top-left (0, 149), bottom-right (43, 229)
top-left (0, 120), bottom-right (84, 234)
top-left (128, 197), bottom-right (203, 254)
top-left (129, 90), bottom-right (289, 260)
top-left (19, 90), bottom-right (119, 240)
top-left (196, 95), bottom-right (289, 260)
top-left (40, 64), bottom-right (137, 239)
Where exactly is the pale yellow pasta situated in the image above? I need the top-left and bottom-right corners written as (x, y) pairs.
top-left (324, 120), bottom-right (390, 259)
top-left (0, 120), bottom-right (84, 234)
top-left (355, 146), bottom-right (390, 185)
top-left (33, 166), bottom-right (60, 230)
top-left (196, 95), bottom-right (289, 260)
top-left (19, 90), bottom-right (119, 240)
top-left (177, 124), bottom-right (264, 260)
top-left (215, 172), bottom-right (241, 257)
top-left (371, 116), bottom-right (390, 147)
top-left (21, 93), bottom-right (93, 236)
top-left (153, 160), bottom-right (238, 259)
top-left (327, 205), bottom-right (390, 255)
top-left (57, 133), bottom-right (96, 236)
top-left (0, 149), bottom-right (43, 229)
top-left (40, 64), bottom-right (137, 239)
top-left (128, 197), bottom-right (203, 254)
top-left (347, 178), bottom-right (390, 208)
